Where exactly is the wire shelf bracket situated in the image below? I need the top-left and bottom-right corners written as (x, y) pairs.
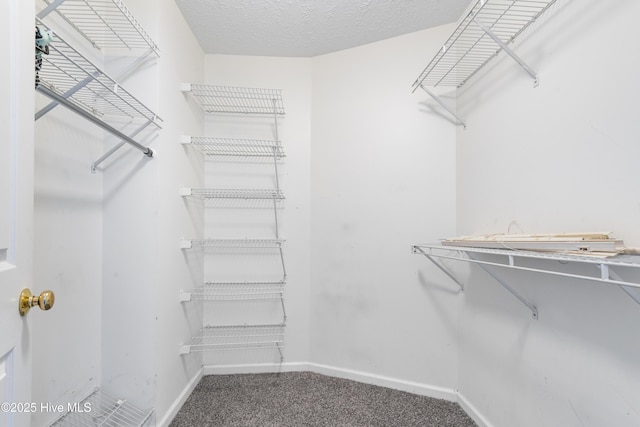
top-left (468, 252), bottom-right (539, 319)
top-left (37, 85), bottom-right (154, 159)
top-left (413, 244), bottom-right (640, 318)
top-left (412, 245), bottom-right (465, 292)
top-left (472, 16), bottom-right (539, 87)
top-left (412, 0), bottom-right (559, 126)
top-left (418, 85), bottom-right (467, 128)
top-left (90, 119), bottom-right (155, 173)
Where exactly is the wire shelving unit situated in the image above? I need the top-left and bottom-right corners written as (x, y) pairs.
top-left (38, 0), bottom-right (159, 55)
top-left (412, 0), bottom-right (559, 127)
top-left (180, 85), bottom-right (287, 363)
top-left (50, 387), bottom-right (153, 427)
top-left (412, 243), bottom-right (640, 319)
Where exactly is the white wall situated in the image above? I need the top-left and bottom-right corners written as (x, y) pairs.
top-left (32, 7), bottom-right (105, 426)
top-left (201, 55), bottom-right (313, 369)
top-left (32, 1), bottom-right (640, 425)
top-left (99, 0), bottom-right (160, 415)
top-left (154, 0), bottom-right (204, 423)
top-left (455, 0), bottom-right (640, 425)
top-left (101, 0), bottom-right (205, 424)
top-left (310, 26), bottom-right (459, 393)
top-left (199, 25), bottom-right (461, 399)
top-left (33, 0), bottom-right (205, 424)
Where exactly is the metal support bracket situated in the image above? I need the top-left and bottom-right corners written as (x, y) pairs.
top-left (91, 118), bottom-right (156, 173)
top-left (36, 72), bottom-right (101, 121)
top-left (598, 265), bottom-right (640, 305)
top-left (36, 85), bottom-right (153, 159)
top-left (468, 253), bottom-right (539, 319)
top-left (37, 0), bottom-right (66, 19)
top-left (418, 84), bottom-right (467, 128)
top-left (280, 291), bottom-right (288, 323)
top-left (412, 246), bottom-right (465, 292)
top-left (473, 17), bottom-right (539, 87)
top-left (278, 246), bottom-right (287, 283)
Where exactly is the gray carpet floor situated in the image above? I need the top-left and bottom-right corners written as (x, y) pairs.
top-left (170, 372), bottom-right (477, 426)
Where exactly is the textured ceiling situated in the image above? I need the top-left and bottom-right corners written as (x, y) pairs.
top-left (175, 0), bottom-right (471, 57)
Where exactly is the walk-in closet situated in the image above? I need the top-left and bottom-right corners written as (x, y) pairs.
top-left (0, 0), bottom-right (638, 426)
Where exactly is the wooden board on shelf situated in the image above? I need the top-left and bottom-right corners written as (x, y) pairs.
top-left (442, 232), bottom-right (626, 254)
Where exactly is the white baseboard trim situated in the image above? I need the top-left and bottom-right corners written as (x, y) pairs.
top-left (197, 362), bottom-right (491, 427)
top-left (156, 367), bottom-right (204, 427)
top-left (204, 362), bottom-right (310, 375)
top-left (307, 362), bottom-right (458, 402)
top-left (457, 391), bottom-right (494, 427)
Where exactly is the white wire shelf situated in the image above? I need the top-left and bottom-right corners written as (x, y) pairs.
top-left (179, 324), bottom-right (286, 355)
top-left (180, 136), bottom-right (285, 158)
top-left (181, 84), bottom-right (285, 115)
top-left (412, 0), bottom-right (558, 90)
top-left (36, 25), bottom-right (161, 126)
top-left (180, 188), bottom-right (285, 200)
top-left (180, 282), bottom-right (286, 302)
top-left (180, 238), bottom-right (284, 250)
top-left (35, 20), bottom-right (160, 168)
top-left (412, 243), bottom-right (640, 319)
top-left (38, 0), bottom-right (159, 55)
top-left (50, 387), bottom-right (153, 427)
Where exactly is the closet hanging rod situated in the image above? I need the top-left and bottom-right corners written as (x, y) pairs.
top-left (37, 85), bottom-right (153, 157)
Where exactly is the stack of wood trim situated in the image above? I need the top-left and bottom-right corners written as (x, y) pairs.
top-left (442, 232), bottom-right (626, 256)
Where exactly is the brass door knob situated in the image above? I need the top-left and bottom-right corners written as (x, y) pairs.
top-left (19, 288), bottom-right (55, 316)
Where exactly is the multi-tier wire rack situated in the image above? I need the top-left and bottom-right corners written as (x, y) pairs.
top-left (179, 85), bottom-right (287, 362)
top-left (411, 0), bottom-right (559, 127)
top-left (35, 0), bottom-right (161, 172)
